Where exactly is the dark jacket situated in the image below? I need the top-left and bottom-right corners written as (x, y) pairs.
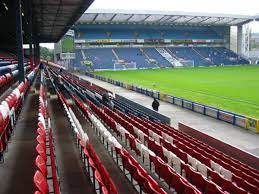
top-left (152, 99), bottom-right (160, 111)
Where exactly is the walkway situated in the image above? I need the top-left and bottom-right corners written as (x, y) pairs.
top-left (0, 81), bottom-right (38, 194)
top-left (48, 96), bottom-right (96, 194)
top-left (77, 74), bottom-right (259, 158)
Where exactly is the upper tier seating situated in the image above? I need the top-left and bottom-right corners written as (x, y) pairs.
top-left (76, 25), bottom-right (222, 40)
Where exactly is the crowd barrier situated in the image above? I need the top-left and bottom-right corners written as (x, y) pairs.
top-left (85, 72), bottom-right (259, 133)
top-left (115, 94), bottom-right (171, 125)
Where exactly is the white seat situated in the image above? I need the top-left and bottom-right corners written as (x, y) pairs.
top-left (163, 147), bottom-right (174, 166)
top-left (0, 104), bottom-right (9, 120)
top-left (221, 167), bottom-right (232, 181)
top-left (211, 160), bottom-right (221, 173)
top-left (138, 130), bottom-right (145, 143)
top-left (142, 145), bottom-right (155, 166)
top-left (133, 126), bottom-right (139, 136)
top-left (188, 154), bottom-right (198, 169)
top-left (136, 140), bottom-right (142, 153)
top-left (153, 132), bottom-right (161, 143)
top-left (197, 162), bottom-right (208, 177)
top-left (149, 130), bottom-right (154, 139)
top-left (172, 155), bottom-right (182, 174)
top-left (13, 88), bottom-right (21, 98)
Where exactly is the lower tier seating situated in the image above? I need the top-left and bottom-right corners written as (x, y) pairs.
top-left (74, 47), bottom-right (249, 70)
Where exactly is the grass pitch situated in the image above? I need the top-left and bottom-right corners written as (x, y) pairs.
top-left (95, 66), bottom-right (259, 118)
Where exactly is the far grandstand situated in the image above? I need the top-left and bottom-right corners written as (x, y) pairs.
top-left (69, 10), bottom-right (252, 71)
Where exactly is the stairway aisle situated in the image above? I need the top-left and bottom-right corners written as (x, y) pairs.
top-left (48, 96), bottom-right (96, 194)
top-left (0, 80), bottom-right (39, 194)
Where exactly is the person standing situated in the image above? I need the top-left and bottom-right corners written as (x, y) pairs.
top-left (152, 98), bottom-right (160, 111)
top-left (39, 62), bottom-right (44, 70)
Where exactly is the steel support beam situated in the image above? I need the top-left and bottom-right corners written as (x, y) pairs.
top-left (35, 42), bottom-right (40, 66)
top-left (28, 0), bottom-right (34, 69)
top-left (15, 0), bottom-right (25, 82)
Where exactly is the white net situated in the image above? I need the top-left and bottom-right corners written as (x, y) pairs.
top-left (179, 60), bottom-right (195, 67)
top-left (113, 61), bottom-right (137, 71)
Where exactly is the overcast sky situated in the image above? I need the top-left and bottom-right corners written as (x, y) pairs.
top-left (89, 0), bottom-right (259, 15)
top-left (41, 0), bottom-right (259, 48)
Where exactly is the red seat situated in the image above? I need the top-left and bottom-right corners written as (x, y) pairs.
top-left (144, 176), bottom-right (166, 194)
top-left (36, 135), bottom-right (46, 148)
top-left (192, 171), bottom-right (208, 192)
top-left (160, 163), bottom-right (175, 187)
top-left (35, 155), bottom-right (47, 177)
top-left (210, 170), bottom-right (223, 187)
top-left (36, 144), bottom-right (47, 161)
top-left (34, 170), bottom-right (48, 194)
top-left (174, 176), bottom-right (186, 194)
top-left (37, 127), bottom-right (46, 138)
top-left (205, 181), bottom-right (223, 194)
top-left (95, 170), bottom-right (104, 188)
top-left (101, 186), bottom-right (109, 194)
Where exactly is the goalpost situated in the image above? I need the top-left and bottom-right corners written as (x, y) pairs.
top-left (113, 61), bottom-right (137, 71)
top-left (179, 60), bottom-right (195, 68)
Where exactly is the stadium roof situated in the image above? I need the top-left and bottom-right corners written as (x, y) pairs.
top-left (78, 9), bottom-right (253, 26)
top-left (0, 0), bottom-right (94, 45)
top-left (31, 0), bottom-right (94, 42)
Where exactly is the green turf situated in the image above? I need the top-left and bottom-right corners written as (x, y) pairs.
top-left (95, 66), bottom-right (259, 119)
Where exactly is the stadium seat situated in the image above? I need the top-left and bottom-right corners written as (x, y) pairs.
top-left (34, 170), bottom-right (48, 194)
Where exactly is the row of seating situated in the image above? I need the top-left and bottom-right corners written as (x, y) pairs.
top-left (68, 90), bottom-right (167, 194)
top-left (60, 92), bottom-right (118, 194)
top-left (143, 117), bottom-right (259, 192)
top-left (49, 68), bottom-right (118, 194)
top-left (0, 72), bottom-right (14, 93)
top-left (134, 115), bottom-right (259, 193)
top-left (62, 72), bottom-right (110, 96)
top-left (0, 65), bottom-right (31, 93)
top-left (116, 108), bottom-right (258, 194)
top-left (33, 71), bottom-right (61, 194)
top-left (115, 95), bottom-right (259, 187)
top-left (102, 106), bottom-right (224, 194)
top-left (0, 68), bottom-right (36, 162)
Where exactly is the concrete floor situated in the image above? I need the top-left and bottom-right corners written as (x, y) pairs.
top-left (48, 97), bottom-right (96, 194)
top-left (77, 74), bottom-right (259, 158)
top-left (0, 83), bottom-right (38, 194)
